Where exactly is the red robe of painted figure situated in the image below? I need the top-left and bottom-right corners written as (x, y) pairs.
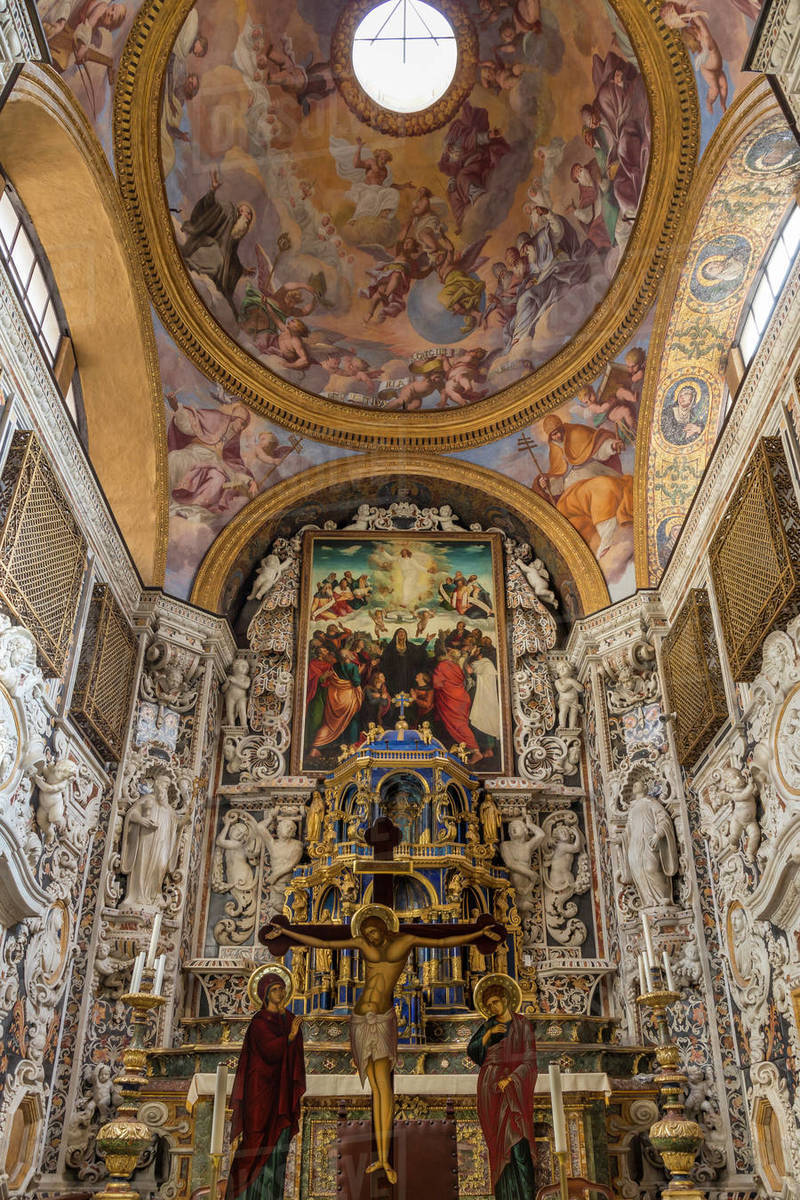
top-left (225, 975), bottom-right (306, 1200)
top-left (467, 1013), bottom-right (538, 1197)
top-left (432, 656), bottom-right (479, 750)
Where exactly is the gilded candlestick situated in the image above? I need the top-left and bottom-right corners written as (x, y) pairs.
top-left (94, 979), bottom-right (167, 1200)
top-left (637, 985), bottom-right (704, 1200)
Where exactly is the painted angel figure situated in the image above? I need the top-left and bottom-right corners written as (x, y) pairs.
top-left (329, 135), bottom-right (412, 228)
top-left (240, 243), bottom-right (317, 336)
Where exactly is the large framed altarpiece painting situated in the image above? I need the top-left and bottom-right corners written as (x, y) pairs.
top-left (292, 531), bottom-right (511, 776)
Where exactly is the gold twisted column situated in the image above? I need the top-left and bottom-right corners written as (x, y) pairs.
top-left (95, 982), bottom-right (166, 1200)
top-left (636, 986), bottom-right (704, 1200)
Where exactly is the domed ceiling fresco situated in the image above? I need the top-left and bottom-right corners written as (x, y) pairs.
top-left (34, 0), bottom-right (776, 607)
top-left (158, 0), bottom-right (650, 415)
top-left (115, 0), bottom-right (695, 449)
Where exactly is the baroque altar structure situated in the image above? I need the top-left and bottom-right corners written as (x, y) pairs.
top-left (4, 10), bottom-right (800, 1196)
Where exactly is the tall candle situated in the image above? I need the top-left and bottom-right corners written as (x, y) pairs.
top-left (549, 1064), bottom-right (568, 1155)
top-left (146, 913), bottom-right (162, 969)
top-left (130, 951), bottom-right (145, 994)
top-left (153, 954), bottom-right (166, 997)
top-left (642, 951), bottom-right (654, 993)
top-left (641, 913), bottom-right (656, 968)
top-left (210, 1064), bottom-right (228, 1156)
top-left (638, 953), bottom-right (647, 997)
top-left (662, 949), bottom-right (676, 993)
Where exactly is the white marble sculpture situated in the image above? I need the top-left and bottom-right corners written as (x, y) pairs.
top-left (119, 772), bottom-right (188, 909)
top-left (500, 814), bottom-right (546, 916)
top-left (553, 661), bottom-right (584, 729)
top-left (258, 815), bottom-right (303, 911)
top-left (222, 657), bottom-right (251, 728)
top-left (619, 780), bottom-right (678, 907)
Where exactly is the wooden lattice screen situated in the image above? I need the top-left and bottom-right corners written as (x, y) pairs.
top-left (709, 435), bottom-right (800, 681)
top-left (70, 583), bottom-right (138, 761)
top-left (0, 430), bottom-right (86, 675)
top-left (662, 588), bottom-right (728, 767)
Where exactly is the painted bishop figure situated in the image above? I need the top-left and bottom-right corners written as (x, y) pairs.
top-left (261, 901), bottom-right (504, 1185)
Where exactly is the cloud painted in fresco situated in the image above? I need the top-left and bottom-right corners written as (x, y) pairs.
top-left (452, 308), bottom-right (655, 603)
top-left (155, 321), bottom-right (352, 599)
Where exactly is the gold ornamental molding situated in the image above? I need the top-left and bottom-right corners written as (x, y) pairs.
top-left (114, 0), bottom-right (697, 452)
top-left (190, 453), bottom-right (610, 614)
top-left (633, 78), bottom-right (785, 588)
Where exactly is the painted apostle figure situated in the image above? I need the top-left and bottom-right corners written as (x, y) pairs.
top-left (468, 973), bottom-right (537, 1200)
top-left (225, 965), bottom-right (305, 1200)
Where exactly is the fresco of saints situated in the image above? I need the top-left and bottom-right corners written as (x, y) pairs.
top-left (468, 974), bottom-right (537, 1200)
top-left (180, 170), bottom-right (255, 317)
top-left (533, 413), bottom-right (633, 557)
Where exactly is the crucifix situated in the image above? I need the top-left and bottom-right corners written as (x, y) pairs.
top-left (391, 691), bottom-right (412, 735)
top-left (260, 818), bottom-right (505, 1187)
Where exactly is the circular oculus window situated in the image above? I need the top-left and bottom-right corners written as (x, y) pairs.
top-left (352, 0), bottom-right (458, 114)
top-left (331, 0), bottom-right (478, 136)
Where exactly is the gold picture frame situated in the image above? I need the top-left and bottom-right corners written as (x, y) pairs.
top-left (292, 529), bottom-right (512, 775)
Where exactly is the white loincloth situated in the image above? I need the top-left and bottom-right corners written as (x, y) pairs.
top-left (350, 1010), bottom-right (398, 1084)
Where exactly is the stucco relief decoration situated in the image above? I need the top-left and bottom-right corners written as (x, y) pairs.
top-left (218, 536), bottom-right (301, 783)
top-left (541, 809), bottom-right (590, 946)
top-left (140, 633), bottom-right (201, 724)
top-left (504, 541), bottom-right (580, 784)
top-left (604, 635), bottom-right (658, 712)
top-left (748, 1060), bottom-right (800, 1186)
top-left (727, 617), bottom-right (800, 945)
top-left (722, 885), bottom-right (772, 1061)
top-left (773, 680), bottom-right (800, 796)
top-left (210, 808), bottom-right (261, 944)
top-left (0, 616), bottom-right (58, 927)
top-left (209, 796), bottom-right (306, 947)
top-left (108, 750), bottom-right (194, 914)
top-left (610, 764), bottom-right (685, 920)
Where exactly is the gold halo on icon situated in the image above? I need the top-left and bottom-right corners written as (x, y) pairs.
top-left (351, 903), bottom-right (400, 938)
top-left (247, 962), bottom-right (293, 1010)
top-left (473, 972), bottom-right (522, 1018)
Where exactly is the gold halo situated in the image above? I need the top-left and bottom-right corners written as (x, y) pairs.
top-left (351, 903), bottom-right (400, 938)
top-left (473, 973), bottom-right (522, 1019)
top-left (247, 963), bottom-right (293, 1010)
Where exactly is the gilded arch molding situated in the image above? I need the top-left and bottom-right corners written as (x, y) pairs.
top-left (0, 65), bottom-right (167, 586)
top-left (190, 454), bottom-right (610, 614)
top-left (114, 0), bottom-right (697, 452)
top-left (634, 79), bottom-right (795, 588)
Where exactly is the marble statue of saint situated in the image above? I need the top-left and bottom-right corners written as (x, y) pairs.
top-left (620, 780), bottom-right (678, 906)
top-left (120, 773), bottom-right (188, 909)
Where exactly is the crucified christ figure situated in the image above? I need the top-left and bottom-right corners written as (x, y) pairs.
top-left (262, 902), bottom-right (503, 1185)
